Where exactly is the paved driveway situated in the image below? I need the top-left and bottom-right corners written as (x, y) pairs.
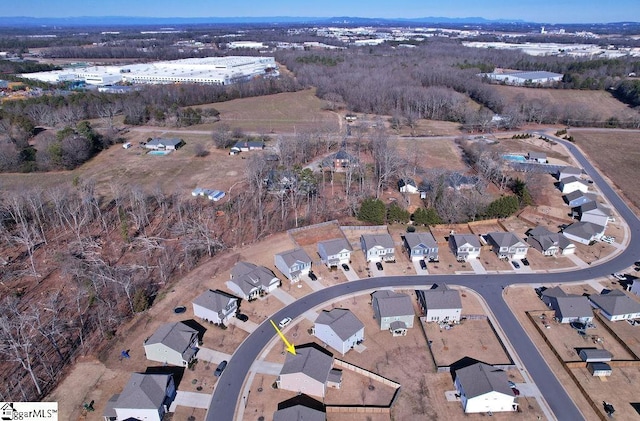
top-left (468, 258), bottom-right (487, 274)
top-left (170, 391), bottom-right (211, 410)
top-left (342, 265), bottom-right (360, 281)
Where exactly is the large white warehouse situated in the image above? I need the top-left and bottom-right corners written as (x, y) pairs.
top-left (479, 70), bottom-right (563, 86)
top-left (20, 56), bottom-right (277, 86)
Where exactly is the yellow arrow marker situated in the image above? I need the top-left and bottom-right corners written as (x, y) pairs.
top-left (270, 319), bottom-right (296, 355)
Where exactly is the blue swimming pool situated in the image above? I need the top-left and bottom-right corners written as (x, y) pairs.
top-left (148, 150), bottom-right (172, 156)
top-left (502, 154), bottom-right (526, 162)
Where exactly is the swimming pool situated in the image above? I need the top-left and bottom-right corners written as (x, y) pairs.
top-left (148, 150), bottom-right (172, 156)
top-left (502, 154), bottom-right (526, 162)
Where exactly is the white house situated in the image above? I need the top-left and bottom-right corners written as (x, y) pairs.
top-left (485, 232), bottom-right (528, 260)
top-left (403, 232), bottom-right (439, 262)
top-left (317, 238), bottom-right (352, 268)
top-left (563, 191), bottom-right (597, 208)
top-left (144, 138), bottom-right (184, 150)
top-left (559, 176), bottom-right (589, 194)
top-left (573, 201), bottom-right (611, 227)
top-left (562, 221), bottom-right (605, 245)
top-left (227, 261), bottom-right (281, 300)
top-left (371, 290), bottom-right (414, 335)
top-left (103, 373), bottom-right (176, 421)
top-left (557, 166), bottom-right (583, 180)
top-left (449, 234), bottom-right (481, 261)
top-left (274, 248), bottom-right (312, 282)
top-left (527, 151), bottom-right (547, 163)
top-left (360, 234), bottom-right (396, 263)
top-left (192, 289), bottom-right (239, 325)
top-left (277, 346), bottom-right (340, 398)
top-left (143, 322), bottom-right (199, 366)
top-left (416, 284), bottom-right (462, 323)
top-left (526, 226), bottom-right (575, 256)
top-left (454, 362), bottom-right (517, 413)
top-left (314, 309), bottom-right (365, 355)
top-left (588, 290), bottom-right (640, 321)
top-left (398, 178), bottom-right (419, 194)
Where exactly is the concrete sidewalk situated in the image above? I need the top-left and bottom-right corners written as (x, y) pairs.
top-left (566, 254), bottom-right (590, 268)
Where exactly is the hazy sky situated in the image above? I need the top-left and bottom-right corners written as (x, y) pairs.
top-left (0, 0), bottom-right (637, 24)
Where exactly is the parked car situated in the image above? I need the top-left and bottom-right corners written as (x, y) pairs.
top-left (511, 261), bottom-right (520, 269)
top-left (341, 263), bottom-right (350, 271)
top-left (612, 273), bottom-right (627, 281)
top-left (308, 271), bottom-right (318, 281)
top-left (214, 360), bottom-right (228, 377)
top-left (634, 261), bottom-right (640, 267)
top-left (278, 317), bottom-right (292, 329)
top-left (419, 260), bottom-right (427, 270)
top-left (376, 262), bottom-right (384, 271)
top-left (236, 313), bottom-right (249, 322)
top-left (521, 258), bottom-right (530, 266)
top-left (601, 235), bottom-right (615, 244)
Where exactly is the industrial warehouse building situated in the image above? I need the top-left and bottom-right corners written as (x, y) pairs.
top-left (479, 70), bottom-right (564, 86)
top-left (20, 56), bottom-right (277, 86)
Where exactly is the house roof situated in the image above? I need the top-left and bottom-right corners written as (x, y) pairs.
top-left (277, 248), bottom-right (312, 267)
top-left (579, 349), bottom-right (613, 361)
top-left (114, 373), bottom-right (172, 411)
top-left (560, 176), bottom-right (588, 186)
top-left (455, 362), bottom-right (513, 399)
top-left (541, 286), bottom-right (568, 299)
top-left (446, 173), bottom-right (479, 189)
top-left (334, 149), bottom-right (354, 160)
top-left (527, 226), bottom-right (562, 251)
top-left (398, 178), bottom-right (417, 188)
top-left (233, 140), bottom-right (264, 149)
top-left (103, 393), bottom-right (120, 418)
top-left (577, 201), bottom-right (611, 216)
top-left (361, 234), bottom-right (395, 251)
top-left (553, 296), bottom-right (593, 318)
top-left (562, 222), bottom-right (605, 241)
top-left (315, 309), bottom-right (364, 341)
top-left (192, 289), bottom-right (238, 313)
top-left (280, 346), bottom-right (334, 384)
top-left (273, 405), bottom-right (326, 421)
top-left (389, 320), bottom-right (407, 330)
top-left (589, 290), bottom-right (640, 317)
top-left (528, 151), bottom-right (547, 159)
top-left (419, 284), bottom-right (462, 310)
top-left (563, 190), bottom-right (596, 203)
top-left (559, 166), bottom-right (583, 176)
top-left (450, 234), bottom-right (481, 249)
top-left (486, 232), bottom-right (527, 249)
top-left (404, 232), bottom-right (438, 250)
top-left (147, 138), bottom-right (182, 147)
top-left (371, 290), bottom-right (414, 318)
top-left (318, 238), bottom-right (352, 256)
top-left (230, 262), bottom-right (279, 295)
top-left (145, 322), bottom-right (198, 355)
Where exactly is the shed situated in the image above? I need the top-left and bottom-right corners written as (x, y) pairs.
top-left (579, 349), bottom-right (612, 363)
top-left (587, 362), bottom-right (612, 377)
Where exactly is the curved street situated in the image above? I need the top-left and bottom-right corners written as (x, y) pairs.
top-left (207, 134), bottom-right (640, 421)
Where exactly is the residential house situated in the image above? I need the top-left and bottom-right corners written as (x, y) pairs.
top-left (227, 262), bottom-right (281, 300)
top-left (361, 234), bottom-right (396, 263)
top-left (562, 221), bottom-right (605, 245)
top-left (323, 150), bottom-right (357, 172)
top-left (559, 176), bottom-right (589, 194)
top-left (192, 289), bottom-right (239, 325)
top-left (540, 286), bottom-right (568, 307)
top-left (143, 322), bottom-right (199, 366)
top-left (371, 290), bottom-right (414, 335)
top-left (275, 248), bottom-right (312, 282)
top-left (144, 138), bottom-right (184, 150)
top-left (416, 284), bottom-right (462, 323)
top-left (403, 232), bottom-right (439, 262)
top-left (588, 290), bottom-right (640, 321)
top-left (526, 226), bottom-right (575, 256)
top-left (629, 279), bottom-right (640, 297)
top-left (103, 373), bottom-right (176, 421)
top-left (573, 201), bottom-right (612, 227)
top-left (229, 140), bottom-right (264, 154)
top-left (313, 309), bottom-right (365, 355)
top-left (446, 173), bottom-right (479, 190)
top-left (550, 296), bottom-right (594, 323)
top-left (527, 151), bottom-right (547, 163)
top-left (449, 234), bottom-right (481, 262)
top-left (485, 232), bottom-right (529, 260)
top-left (563, 191), bottom-right (597, 208)
top-left (273, 405), bottom-right (326, 421)
top-left (277, 345), bottom-right (341, 398)
top-left (557, 166), bottom-right (583, 180)
top-left (398, 178), bottom-right (419, 194)
top-left (454, 362), bottom-right (517, 414)
top-left (317, 238), bottom-right (352, 268)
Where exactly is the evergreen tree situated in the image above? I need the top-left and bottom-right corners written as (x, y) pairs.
top-left (413, 207), bottom-right (443, 226)
top-left (485, 195), bottom-right (520, 218)
top-left (358, 198), bottom-right (386, 225)
top-left (387, 203), bottom-right (410, 224)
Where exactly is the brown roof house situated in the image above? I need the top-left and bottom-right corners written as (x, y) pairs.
top-left (371, 290), bottom-right (414, 336)
top-left (313, 309), bottom-right (365, 355)
top-left (143, 322), bottom-right (199, 366)
top-left (276, 345), bottom-right (342, 398)
top-left (103, 373), bottom-right (176, 421)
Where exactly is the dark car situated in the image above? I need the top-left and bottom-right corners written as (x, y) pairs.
top-left (341, 263), bottom-right (350, 271)
top-left (419, 260), bottom-right (427, 270)
top-left (521, 258), bottom-right (530, 266)
top-left (308, 271), bottom-right (318, 281)
top-left (236, 313), bottom-right (248, 322)
top-left (511, 261), bottom-right (520, 269)
top-left (214, 360), bottom-right (228, 377)
top-left (570, 321), bottom-right (586, 330)
top-left (376, 262), bottom-right (383, 271)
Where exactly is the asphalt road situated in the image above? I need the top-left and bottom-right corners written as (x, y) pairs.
top-left (207, 134), bottom-right (640, 421)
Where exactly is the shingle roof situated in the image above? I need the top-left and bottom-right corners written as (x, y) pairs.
top-left (559, 166), bottom-right (583, 176)
top-left (455, 363), bottom-right (513, 399)
top-left (579, 349), bottom-right (613, 361)
top-left (147, 138), bottom-right (182, 147)
top-left (371, 290), bottom-right (414, 318)
top-left (280, 347), bottom-right (334, 384)
top-left (541, 286), bottom-right (568, 299)
top-left (577, 201), bottom-right (611, 216)
top-left (361, 234), bottom-right (395, 250)
top-left (419, 284), bottom-right (462, 310)
top-left (315, 309), bottom-right (364, 341)
top-left (486, 232), bottom-right (527, 249)
top-left (277, 248), bottom-right (312, 267)
top-left (318, 238), bottom-right (352, 256)
top-left (562, 222), bottom-right (605, 240)
top-left (589, 290), bottom-right (640, 317)
top-left (528, 151), bottom-right (547, 159)
top-left (450, 234), bottom-right (481, 249)
top-left (561, 176), bottom-right (588, 186)
top-left (145, 322), bottom-right (197, 355)
top-left (404, 232), bottom-right (438, 250)
top-left (273, 405), bottom-right (326, 421)
top-left (553, 296), bottom-right (593, 318)
top-left (114, 373), bottom-right (171, 410)
top-left (230, 261), bottom-right (279, 295)
top-left (398, 178), bottom-right (417, 188)
top-left (192, 289), bottom-right (238, 313)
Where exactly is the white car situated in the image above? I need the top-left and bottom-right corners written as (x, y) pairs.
top-left (278, 317), bottom-right (292, 329)
top-left (612, 273), bottom-right (627, 281)
top-left (601, 236), bottom-right (615, 244)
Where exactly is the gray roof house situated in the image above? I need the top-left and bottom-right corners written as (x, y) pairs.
top-left (361, 234), bottom-right (396, 263)
top-left (485, 232), bottom-right (529, 260)
top-left (416, 284), bottom-right (462, 323)
top-left (449, 234), bottom-right (481, 261)
top-left (144, 138), bottom-right (184, 150)
top-left (557, 166), bottom-right (583, 180)
top-left (563, 191), bottom-right (597, 208)
top-left (550, 296), bottom-right (594, 323)
top-left (314, 309), bottom-right (365, 355)
top-left (573, 201), bottom-right (612, 227)
top-left (454, 362), bottom-right (517, 414)
top-left (588, 290), bottom-right (640, 321)
top-left (317, 238), bottom-right (352, 268)
top-left (103, 373), bottom-right (176, 421)
top-left (398, 178), bottom-right (419, 194)
top-left (277, 346), bottom-right (340, 398)
top-left (371, 290), bottom-right (414, 335)
top-left (540, 286), bottom-right (568, 307)
top-left (275, 248), bottom-right (312, 282)
top-left (527, 151), bottom-right (547, 163)
top-left (562, 221), bottom-right (605, 245)
top-left (526, 226), bottom-right (575, 256)
top-left (143, 322), bottom-right (199, 366)
top-left (192, 289), bottom-right (239, 325)
top-left (228, 261), bottom-right (281, 300)
top-left (230, 140), bottom-right (264, 154)
top-left (273, 405), bottom-right (326, 421)
top-left (403, 232), bottom-right (439, 262)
